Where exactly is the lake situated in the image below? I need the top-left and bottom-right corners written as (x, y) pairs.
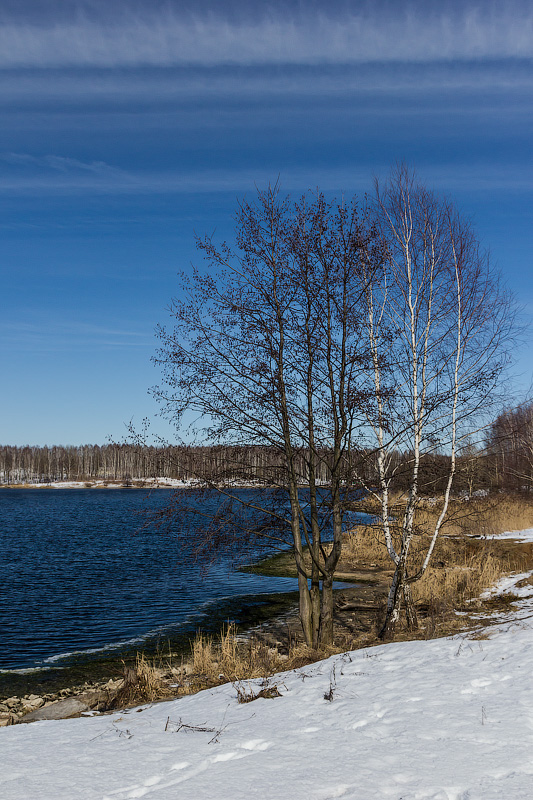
top-left (0, 488), bottom-right (347, 672)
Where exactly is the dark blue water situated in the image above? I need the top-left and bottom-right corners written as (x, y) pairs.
top-left (0, 489), bottom-right (310, 671)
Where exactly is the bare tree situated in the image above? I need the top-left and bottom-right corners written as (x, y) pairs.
top-left (153, 186), bottom-right (381, 647)
top-left (487, 402), bottom-right (533, 491)
top-left (356, 166), bottom-right (515, 638)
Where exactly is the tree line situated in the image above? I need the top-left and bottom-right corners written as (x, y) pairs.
top-left (2, 436), bottom-right (531, 492)
top-left (0, 443), bottom-right (351, 485)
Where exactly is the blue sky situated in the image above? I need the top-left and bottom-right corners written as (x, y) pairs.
top-left (1, 0), bottom-right (532, 446)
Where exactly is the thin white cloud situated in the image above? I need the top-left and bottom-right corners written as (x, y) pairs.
top-left (0, 160), bottom-right (531, 196)
top-left (1, 60), bottom-right (533, 106)
top-left (0, 152), bottom-right (124, 176)
top-left (0, 319), bottom-right (153, 353)
top-left (0, 5), bottom-right (532, 68)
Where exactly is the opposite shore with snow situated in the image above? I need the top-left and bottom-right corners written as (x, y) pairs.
top-left (0, 478), bottom-right (210, 489)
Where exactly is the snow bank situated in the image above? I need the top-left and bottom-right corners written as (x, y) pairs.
top-left (2, 586), bottom-right (533, 800)
top-left (492, 526), bottom-right (533, 542)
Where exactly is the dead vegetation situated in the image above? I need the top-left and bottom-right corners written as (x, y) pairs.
top-left (234, 682), bottom-right (283, 703)
top-left (104, 491), bottom-right (533, 711)
top-left (341, 493), bottom-right (533, 637)
top-left (98, 623), bottom-right (345, 712)
top-left (190, 623), bottom-right (288, 682)
top-left (19, 493), bottom-right (532, 718)
top-left (106, 653), bottom-right (172, 709)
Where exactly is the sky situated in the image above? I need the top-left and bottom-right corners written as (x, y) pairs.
top-left (1, 0), bottom-right (532, 446)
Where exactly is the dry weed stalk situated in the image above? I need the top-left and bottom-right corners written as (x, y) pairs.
top-left (190, 624), bottom-right (289, 683)
top-left (234, 681), bottom-right (282, 703)
top-left (110, 653), bottom-right (169, 709)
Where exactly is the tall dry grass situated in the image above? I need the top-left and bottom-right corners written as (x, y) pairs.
top-left (107, 494), bottom-right (533, 710)
top-left (343, 493), bottom-right (533, 624)
top-left (105, 625), bottom-right (335, 710)
top-left (191, 623), bottom-right (289, 682)
top-left (109, 652), bottom-right (171, 708)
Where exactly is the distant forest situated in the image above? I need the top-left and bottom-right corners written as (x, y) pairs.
top-left (1, 408), bottom-right (532, 493)
top-left (0, 443), bottom-right (337, 486)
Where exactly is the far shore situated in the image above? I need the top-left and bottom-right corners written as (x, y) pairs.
top-left (0, 479), bottom-right (254, 490)
top-left (0, 479), bottom-right (324, 490)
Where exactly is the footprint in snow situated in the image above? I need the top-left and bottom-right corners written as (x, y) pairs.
top-left (461, 678), bottom-right (492, 694)
top-left (240, 739), bottom-right (271, 751)
top-left (142, 777), bottom-right (161, 787)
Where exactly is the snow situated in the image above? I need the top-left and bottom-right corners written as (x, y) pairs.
top-left (4, 478), bottom-right (256, 489)
top-left (3, 478), bottom-right (197, 489)
top-left (3, 614), bottom-right (533, 798)
top-left (491, 526), bottom-right (533, 542)
top-left (3, 575), bottom-right (533, 798)
top-left (480, 571), bottom-right (533, 599)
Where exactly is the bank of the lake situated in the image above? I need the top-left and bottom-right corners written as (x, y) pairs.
top-left (1, 488), bottom-right (315, 673)
top-left (0, 486), bottom-right (377, 705)
top-left (0, 541), bottom-right (390, 709)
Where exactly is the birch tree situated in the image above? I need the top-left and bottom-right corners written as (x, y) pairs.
top-left (358, 166), bottom-right (514, 638)
top-left (487, 402), bottom-right (533, 491)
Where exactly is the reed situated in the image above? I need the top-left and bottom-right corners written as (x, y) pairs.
top-left (345, 494), bottom-right (533, 632)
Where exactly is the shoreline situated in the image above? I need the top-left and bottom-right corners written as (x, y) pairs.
top-left (5, 527), bottom-right (533, 723)
top-left (4, 497), bottom-right (533, 725)
top-left (0, 582), bottom-right (381, 724)
top-left (0, 589), bottom-right (302, 696)
top-left (0, 543), bottom-right (390, 720)
top-left (0, 480), bottom-right (206, 490)
top-left (0, 479), bottom-right (290, 490)
top-left (0, 479), bottom-right (334, 490)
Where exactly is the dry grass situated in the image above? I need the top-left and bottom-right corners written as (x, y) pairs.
top-left (354, 492), bottom-right (533, 540)
top-left (108, 653), bottom-right (172, 709)
top-left (342, 493), bottom-right (533, 634)
top-left (104, 493), bottom-right (533, 711)
top-left (175, 625), bottom-right (339, 699)
top-left (102, 625), bottom-right (337, 711)
top-left (234, 682), bottom-right (282, 703)
top-left (190, 623), bottom-right (291, 683)
top-left (411, 545), bottom-right (517, 613)
top-left (342, 525), bottom-right (391, 569)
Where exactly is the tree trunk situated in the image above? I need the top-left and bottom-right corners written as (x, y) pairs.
top-left (402, 580), bottom-right (418, 630)
top-left (319, 576), bottom-right (335, 646)
top-left (379, 563), bottom-right (402, 640)
top-left (298, 574), bottom-right (314, 647)
top-left (379, 563), bottom-right (419, 639)
top-left (310, 569), bottom-right (321, 648)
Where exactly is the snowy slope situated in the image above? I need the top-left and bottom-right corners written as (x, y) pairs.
top-left (2, 555), bottom-right (533, 799)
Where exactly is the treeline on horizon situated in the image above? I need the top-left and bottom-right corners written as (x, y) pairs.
top-left (1, 400), bottom-right (532, 494)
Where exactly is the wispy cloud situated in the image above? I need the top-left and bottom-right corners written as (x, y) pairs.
top-left (0, 4), bottom-right (532, 68)
top-left (0, 152), bottom-right (123, 176)
top-left (0, 152), bottom-right (137, 192)
top-left (0, 319), bottom-right (153, 353)
top-left (2, 60), bottom-right (533, 108)
top-left (0, 158), bottom-right (532, 197)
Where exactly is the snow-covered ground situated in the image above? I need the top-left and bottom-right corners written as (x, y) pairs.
top-left (3, 478), bottom-right (262, 489)
top-left (491, 526), bottom-right (533, 542)
top-left (2, 536), bottom-right (533, 800)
